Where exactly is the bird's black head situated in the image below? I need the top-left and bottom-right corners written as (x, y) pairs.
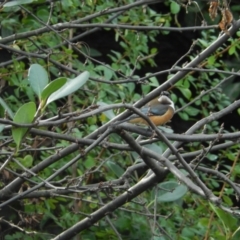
top-left (160, 91), bottom-right (170, 98)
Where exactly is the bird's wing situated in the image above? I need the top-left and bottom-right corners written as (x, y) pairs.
top-left (141, 104), bottom-right (169, 116)
top-left (127, 103), bottom-right (169, 121)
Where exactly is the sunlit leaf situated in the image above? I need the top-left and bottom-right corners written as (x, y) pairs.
top-left (41, 77), bottom-right (67, 108)
top-left (47, 71), bottom-right (90, 105)
top-left (28, 64), bottom-right (49, 99)
top-left (3, 0), bottom-right (33, 7)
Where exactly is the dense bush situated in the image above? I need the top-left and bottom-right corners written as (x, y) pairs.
top-left (0, 0), bottom-right (240, 239)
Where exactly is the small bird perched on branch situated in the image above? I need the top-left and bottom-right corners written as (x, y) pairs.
top-left (120, 91), bottom-right (175, 126)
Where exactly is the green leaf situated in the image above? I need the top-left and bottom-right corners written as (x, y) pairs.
top-left (210, 202), bottom-right (238, 238)
top-left (3, 0), bottom-right (33, 8)
top-left (202, 94), bottom-right (210, 101)
top-left (95, 66), bottom-right (113, 80)
top-left (28, 64), bottom-right (49, 99)
top-left (105, 161), bottom-right (124, 178)
top-left (208, 55), bottom-right (216, 65)
top-left (156, 181), bottom-right (188, 202)
top-left (170, 1), bottom-right (180, 14)
top-left (0, 125), bottom-right (4, 134)
top-left (146, 73), bottom-right (159, 87)
top-left (37, 8), bottom-right (50, 22)
top-left (198, 39), bottom-right (210, 48)
top-left (141, 83), bottom-right (151, 95)
top-left (83, 156), bottom-right (96, 169)
top-left (145, 143), bottom-right (163, 155)
top-left (40, 77), bottom-right (67, 108)
top-left (97, 101), bottom-right (115, 120)
top-left (229, 46), bottom-right (236, 55)
top-left (175, 79), bottom-right (190, 89)
top-left (178, 111), bottom-right (189, 121)
top-left (47, 71), bottom-right (90, 105)
top-left (207, 153), bottom-right (218, 161)
top-left (222, 195), bottom-right (233, 206)
top-left (179, 88), bottom-right (192, 100)
top-left (185, 106), bottom-right (200, 116)
top-left (233, 226), bottom-right (240, 240)
top-left (12, 102), bottom-right (36, 151)
top-left (0, 97), bottom-right (14, 119)
top-left (20, 154), bottom-right (33, 168)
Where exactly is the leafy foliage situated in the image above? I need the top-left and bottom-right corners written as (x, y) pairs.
top-left (0, 0), bottom-right (240, 239)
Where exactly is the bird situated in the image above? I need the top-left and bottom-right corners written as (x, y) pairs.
top-left (120, 91), bottom-right (175, 126)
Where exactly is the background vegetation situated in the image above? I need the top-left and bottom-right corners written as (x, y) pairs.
top-left (0, 0), bottom-right (240, 239)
